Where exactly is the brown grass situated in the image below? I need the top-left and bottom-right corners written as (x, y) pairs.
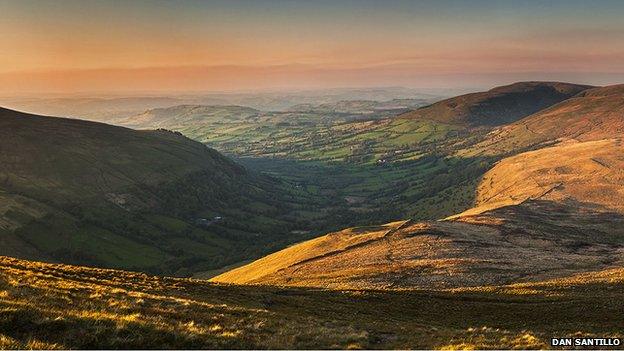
top-left (1, 256), bottom-right (623, 349)
top-left (214, 139), bottom-right (624, 291)
top-left (456, 138), bottom-right (624, 217)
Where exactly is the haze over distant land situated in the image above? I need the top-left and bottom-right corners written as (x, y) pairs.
top-left (2, 0), bottom-right (624, 94)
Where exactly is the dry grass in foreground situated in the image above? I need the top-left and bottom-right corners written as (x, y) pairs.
top-left (0, 256), bottom-right (622, 349)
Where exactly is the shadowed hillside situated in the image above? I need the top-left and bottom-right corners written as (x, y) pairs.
top-left (0, 107), bottom-right (338, 275)
top-left (0, 107), bottom-right (244, 198)
top-left (401, 82), bottom-right (592, 127)
top-left (213, 139), bottom-right (624, 289)
top-left (1, 255), bottom-right (622, 349)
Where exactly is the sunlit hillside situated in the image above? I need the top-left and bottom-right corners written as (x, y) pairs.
top-left (460, 138), bottom-right (624, 216)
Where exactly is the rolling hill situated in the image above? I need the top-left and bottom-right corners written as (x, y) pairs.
top-left (1, 255), bottom-right (623, 349)
top-left (465, 84), bottom-right (624, 156)
top-left (400, 81), bottom-right (592, 127)
top-left (459, 138), bottom-right (624, 216)
top-left (0, 106), bottom-right (244, 199)
top-left (0, 96), bottom-right (187, 123)
top-left (285, 98), bottom-right (434, 114)
top-left (117, 105), bottom-right (261, 129)
top-left (0, 107), bottom-right (335, 275)
top-left (213, 139), bottom-right (624, 289)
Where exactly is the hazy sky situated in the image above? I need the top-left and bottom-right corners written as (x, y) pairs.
top-left (2, 0), bottom-right (624, 94)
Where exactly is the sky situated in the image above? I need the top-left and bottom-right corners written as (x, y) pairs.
top-left (2, 0), bottom-right (624, 94)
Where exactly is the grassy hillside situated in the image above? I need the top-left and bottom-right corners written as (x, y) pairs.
top-left (212, 201), bottom-right (624, 289)
top-left (1, 255), bottom-right (623, 349)
top-left (461, 138), bottom-right (624, 216)
top-left (212, 221), bottom-right (408, 285)
top-left (213, 139), bottom-right (624, 289)
top-left (0, 106), bottom-right (243, 197)
top-left (401, 81), bottom-right (592, 127)
top-left (464, 84), bottom-right (624, 156)
top-left (0, 107), bottom-right (350, 275)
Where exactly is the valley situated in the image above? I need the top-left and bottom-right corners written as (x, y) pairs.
top-left (2, 81), bottom-right (624, 350)
top-left (101, 83), bottom-right (590, 225)
top-left (3, 82), bottom-right (621, 280)
top-left (3, 82), bottom-right (620, 278)
top-left (212, 139), bottom-right (624, 288)
top-left (0, 107), bottom-right (366, 276)
top-left (4, 2), bottom-right (624, 349)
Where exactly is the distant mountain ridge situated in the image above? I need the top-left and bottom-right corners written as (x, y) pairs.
top-left (466, 84), bottom-right (624, 155)
top-left (400, 81), bottom-right (593, 127)
top-left (286, 98), bottom-right (435, 114)
top-left (0, 87), bottom-right (443, 122)
top-left (118, 105), bottom-right (261, 128)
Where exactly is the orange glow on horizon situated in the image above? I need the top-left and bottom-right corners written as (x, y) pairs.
top-left (2, 1), bottom-right (624, 93)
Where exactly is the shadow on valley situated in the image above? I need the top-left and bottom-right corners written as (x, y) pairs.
top-left (3, 167), bottom-right (354, 277)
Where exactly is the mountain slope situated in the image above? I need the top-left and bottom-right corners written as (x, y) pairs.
top-left (400, 81), bottom-right (592, 127)
top-left (210, 221), bottom-right (409, 285)
top-left (213, 139), bottom-right (624, 289)
top-left (2, 255), bottom-right (623, 349)
top-left (0, 107), bottom-right (244, 198)
top-left (0, 107), bottom-right (321, 275)
top-left (465, 84), bottom-right (624, 156)
top-left (459, 138), bottom-right (624, 216)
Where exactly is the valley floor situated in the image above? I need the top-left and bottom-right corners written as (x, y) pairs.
top-left (0, 256), bottom-right (622, 349)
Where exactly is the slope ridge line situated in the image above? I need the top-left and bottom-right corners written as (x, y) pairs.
top-left (275, 220), bottom-right (412, 276)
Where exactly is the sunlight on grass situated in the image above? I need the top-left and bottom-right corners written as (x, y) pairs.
top-left (440, 328), bottom-right (545, 350)
top-left (0, 333), bottom-right (64, 350)
top-left (0, 256), bottom-right (622, 349)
